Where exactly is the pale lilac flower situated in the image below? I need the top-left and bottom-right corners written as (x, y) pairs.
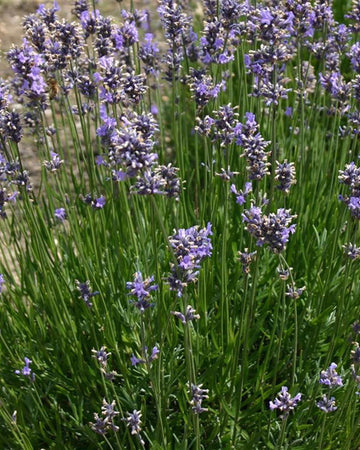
top-left (126, 272), bottom-right (158, 311)
top-left (75, 280), bottom-right (99, 307)
top-left (343, 243), bottom-right (360, 260)
top-left (168, 223), bottom-right (213, 296)
top-left (237, 249), bottom-right (257, 274)
top-left (92, 347), bottom-right (111, 368)
top-left (190, 383), bottom-right (209, 414)
top-left (0, 274), bottom-right (4, 294)
top-left (15, 357), bottom-right (34, 379)
top-left (123, 410), bottom-right (145, 445)
top-left (54, 208), bottom-right (66, 222)
top-left (269, 386), bottom-right (301, 418)
top-left (319, 363), bottom-right (343, 387)
top-left (171, 305), bottom-right (200, 324)
top-left (43, 152), bottom-right (63, 172)
top-left (90, 399), bottom-right (119, 434)
top-left (316, 395), bottom-right (337, 413)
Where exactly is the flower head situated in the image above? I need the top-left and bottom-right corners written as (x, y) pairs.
top-left (15, 357), bottom-right (34, 380)
top-left (316, 395), bottom-right (337, 413)
top-left (269, 386), bottom-right (301, 419)
top-left (75, 280), bottom-right (99, 307)
top-left (319, 363), bottom-right (343, 387)
top-left (126, 272), bottom-right (158, 311)
top-left (190, 383), bottom-right (209, 414)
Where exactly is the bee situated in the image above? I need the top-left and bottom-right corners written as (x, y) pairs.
top-left (46, 78), bottom-right (59, 100)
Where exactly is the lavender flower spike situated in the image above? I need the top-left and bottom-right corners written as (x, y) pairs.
top-left (319, 363), bottom-right (343, 387)
top-left (171, 305), bottom-right (200, 324)
top-left (316, 395), bottom-right (337, 413)
top-left (126, 272), bottom-right (158, 311)
top-left (269, 386), bottom-right (301, 419)
top-left (90, 399), bottom-right (119, 435)
top-left (190, 383), bottom-right (209, 414)
top-left (124, 410), bottom-right (145, 445)
top-left (15, 357), bottom-right (34, 379)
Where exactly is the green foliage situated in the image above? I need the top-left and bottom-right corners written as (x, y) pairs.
top-left (0, 0), bottom-right (360, 449)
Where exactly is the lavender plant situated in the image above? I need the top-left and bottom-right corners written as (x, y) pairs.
top-left (0, 0), bottom-right (359, 448)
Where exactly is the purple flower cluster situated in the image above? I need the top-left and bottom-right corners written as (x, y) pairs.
top-left (237, 249), bottom-right (257, 274)
top-left (316, 395), bottom-right (337, 413)
top-left (81, 194), bottom-right (106, 210)
top-left (190, 383), bottom-right (209, 414)
top-left (131, 346), bottom-right (160, 367)
top-left (43, 152), bottom-right (63, 172)
top-left (235, 113), bottom-right (271, 181)
top-left (15, 357), bottom-right (35, 381)
top-left (123, 410), bottom-right (145, 445)
top-left (343, 242), bottom-right (360, 260)
top-left (186, 68), bottom-right (226, 108)
top-left (126, 272), bottom-right (158, 312)
top-left (168, 223), bottom-right (213, 297)
top-left (54, 207), bottom-right (66, 222)
top-left (171, 305), bottom-right (200, 325)
top-left (90, 399), bottom-right (119, 434)
top-left (269, 386), bottom-right (301, 419)
top-left (195, 104), bottom-right (239, 147)
top-left (92, 346), bottom-right (117, 381)
top-left (339, 161), bottom-right (360, 219)
top-left (131, 164), bottom-right (181, 200)
top-left (319, 362), bottom-right (343, 387)
top-left (75, 280), bottom-right (99, 308)
top-left (157, 0), bottom-right (194, 81)
top-left (242, 205), bottom-right (296, 253)
top-left (97, 109), bottom-right (158, 180)
top-left (275, 160), bottom-right (296, 193)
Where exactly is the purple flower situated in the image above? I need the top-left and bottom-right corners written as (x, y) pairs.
top-left (319, 363), bottom-right (343, 387)
top-left (123, 410), bottom-right (144, 444)
top-left (316, 395), bottom-right (337, 413)
top-left (0, 274), bottom-right (4, 294)
top-left (171, 305), bottom-right (200, 324)
top-left (343, 242), bottom-right (360, 260)
top-left (130, 344), bottom-right (160, 367)
top-left (126, 272), bottom-right (158, 311)
top-left (285, 106), bottom-right (293, 117)
top-left (75, 280), bottom-right (99, 308)
top-left (15, 357), bottom-right (34, 379)
top-left (231, 182), bottom-right (252, 205)
top-left (187, 68), bottom-right (226, 107)
top-left (285, 285), bottom-right (306, 299)
top-left (235, 112), bottom-right (271, 181)
top-left (190, 383), bottom-right (209, 414)
top-left (92, 346), bottom-right (111, 368)
top-left (43, 152), bottom-right (63, 172)
top-left (54, 208), bottom-right (66, 222)
top-left (237, 249), bottom-right (257, 274)
top-left (168, 223), bottom-right (212, 297)
top-left (275, 160), bottom-right (296, 193)
top-left (81, 194), bottom-right (106, 210)
top-left (131, 354), bottom-right (145, 366)
top-left (242, 205), bottom-right (297, 253)
top-left (269, 386), bottom-right (301, 419)
top-left (90, 399), bottom-right (119, 434)
top-left (139, 33), bottom-right (159, 75)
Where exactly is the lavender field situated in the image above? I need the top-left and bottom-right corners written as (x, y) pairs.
top-left (0, 0), bottom-right (360, 448)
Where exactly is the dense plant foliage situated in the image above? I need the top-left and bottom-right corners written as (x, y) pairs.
top-left (0, 0), bottom-right (360, 448)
